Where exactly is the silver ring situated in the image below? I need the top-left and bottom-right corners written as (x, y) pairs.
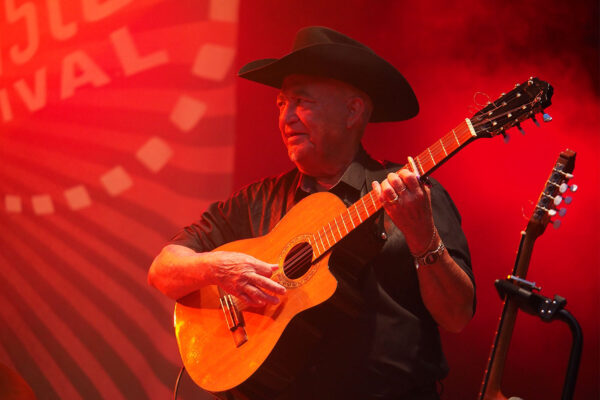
top-left (385, 192), bottom-right (400, 205)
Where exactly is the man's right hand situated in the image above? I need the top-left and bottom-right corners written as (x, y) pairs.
top-left (148, 244), bottom-right (286, 306)
top-left (206, 251), bottom-right (286, 307)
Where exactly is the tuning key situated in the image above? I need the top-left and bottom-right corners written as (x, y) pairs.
top-left (553, 195), bottom-right (563, 206)
top-left (544, 193), bottom-right (563, 206)
top-left (532, 116), bottom-right (541, 127)
top-left (558, 208), bottom-right (567, 217)
top-left (559, 183), bottom-right (568, 193)
top-left (564, 196), bottom-right (573, 205)
top-left (502, 132), bottom-right (510, 143)
top-left (553, 219), bottom-right (562, 229)
top-left (569, 184), bottom-right (578, 192)
top-left (516, 123), bottom-right (526, 135)
top-left (542, 112), bottom-right (553, 123)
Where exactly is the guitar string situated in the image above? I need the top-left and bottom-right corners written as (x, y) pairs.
top-left (282, 115), bottom-right (511, 277)
top-left (278, 94), bottom-right (544, 279)
top-left (280, 126), bottom-right (471, 277)
top-left (282, 198), bottom-right (382, 277)
top-left (281, 201), bottom-right (377, 276)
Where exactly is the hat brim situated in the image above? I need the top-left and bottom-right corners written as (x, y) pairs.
top-left (238, 43), bottom-right (418, 122)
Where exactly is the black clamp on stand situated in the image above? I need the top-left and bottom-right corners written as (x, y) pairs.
top-left (495, 275), bottom-right (583, 400)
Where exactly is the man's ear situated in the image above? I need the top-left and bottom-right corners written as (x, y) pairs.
top-left (346, 96), bottom-right (366, 128)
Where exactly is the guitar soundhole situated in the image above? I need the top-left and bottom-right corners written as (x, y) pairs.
top-left (283, 242), bottom-right (313, 279)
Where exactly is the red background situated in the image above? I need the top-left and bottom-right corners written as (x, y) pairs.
top-left (0, 1), bottom-right (597, 399)
top-left (234, 1), bottom-right (599, 399)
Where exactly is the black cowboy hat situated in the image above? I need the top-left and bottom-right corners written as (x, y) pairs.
top-left (238, 26), bottom-right (419, 122)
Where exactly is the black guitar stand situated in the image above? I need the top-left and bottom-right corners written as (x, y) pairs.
top-left (494, 276), bottom-right (583, 400)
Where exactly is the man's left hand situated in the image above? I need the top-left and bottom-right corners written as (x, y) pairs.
top-left (371, 170), bottom-right (437, 256)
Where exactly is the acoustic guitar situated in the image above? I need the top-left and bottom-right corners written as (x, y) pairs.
top-left (174, 78), bottom-right (554, 394)
top-left (478, 149), bottom-right (577, 400)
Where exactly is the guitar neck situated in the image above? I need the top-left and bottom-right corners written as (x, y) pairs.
top-left (310, 119), bottom-right (477, 258)
top-left (479, 230), bottom-right (538, 399)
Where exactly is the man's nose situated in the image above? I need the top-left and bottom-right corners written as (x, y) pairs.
top-left (281, 104), bottom-right (299, 125)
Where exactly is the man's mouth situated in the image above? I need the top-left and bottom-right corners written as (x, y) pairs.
top-left (286, 132), bottom-right (309, 143)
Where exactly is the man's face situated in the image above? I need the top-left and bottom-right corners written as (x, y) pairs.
top-left (277, 75), bottom-right (362, 177)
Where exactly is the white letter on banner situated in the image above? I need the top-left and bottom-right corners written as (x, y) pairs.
top-left (5, 0), bottom-right (39, 65)
top-left (60, 50), bottom-right (110, 99)
top-left (110, 27), bottom-right (168, 76)
top-left (47, 0), bottom-right (77, 40)
top-left (0, 89), bottom-right (14, 123)
top-left (14, 67), bottom-right (47, 112)
top-left (82, 0), bottom-right (132, 22)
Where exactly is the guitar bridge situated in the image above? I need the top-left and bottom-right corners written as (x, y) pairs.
top-left (219, 294), bottom-right (248, 347)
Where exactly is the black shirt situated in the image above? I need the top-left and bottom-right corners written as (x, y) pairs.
top-left (170, 148), bottom-right (473, 399)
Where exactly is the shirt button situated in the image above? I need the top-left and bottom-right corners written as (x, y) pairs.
top-left (380, 232), bottom-right (387, 240)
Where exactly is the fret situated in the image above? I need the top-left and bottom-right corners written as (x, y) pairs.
top-left (452, 128), bottom-right (460, 146)
top-left (317, 230), bottom-right (326, 250)
top-left (439, 138), bottom-right (448, 156)
top-left (361, 197), bottom-right (369, 217)
top-left (415, 155), bottom-right (425, 175)
top-left (340, 214), bottom-right (349, 233)
top-left (347, 209), bottom-right (356, 229)
top-left (325, 228), bottom-right (332, 247)
top-left (311, 235), bottom-right (321, 256)
top-left (328, 222), bottom-right (335, 241)
top-left (334, 217), bottom-right (342, 238)
top-left (369, 191), bottom-right (377, 209)
top-left (443, 134), bottom-right (456, 153)
top-left (354, 203), bottom-right (362, 223)
top-left (428, 147), bottom-right (436, 165)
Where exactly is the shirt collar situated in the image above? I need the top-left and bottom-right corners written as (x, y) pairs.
top-left (295, 146), bottom-right (370, 200)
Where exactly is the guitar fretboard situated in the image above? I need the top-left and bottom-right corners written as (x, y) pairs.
top-left (309, 118), bottom-right (476, 258)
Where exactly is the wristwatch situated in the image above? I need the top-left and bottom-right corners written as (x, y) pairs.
top-left (414, 241), bottom-right (446, 269)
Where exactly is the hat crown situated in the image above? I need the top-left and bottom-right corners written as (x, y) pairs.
top-left (292, 26), bottom-right (374, 53)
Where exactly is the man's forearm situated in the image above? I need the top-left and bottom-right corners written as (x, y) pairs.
top-left (416, 250), bottom-right (474, 333)
top-left (147, 244), bottom-right (212, 300)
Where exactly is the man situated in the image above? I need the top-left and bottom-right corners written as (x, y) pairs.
top-left (148, 26), bottom-right (475, 399)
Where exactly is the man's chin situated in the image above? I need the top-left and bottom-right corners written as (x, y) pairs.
top-left (288, 148), bottom-right (309, 164)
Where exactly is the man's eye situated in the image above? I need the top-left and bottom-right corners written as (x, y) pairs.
top-left (276, 100), bottom-right (286, 108)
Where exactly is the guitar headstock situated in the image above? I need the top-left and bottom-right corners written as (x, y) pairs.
top-left (527, 149), bottom-right (577, 239)
top-left (471, 77), bottom-right (554, 139)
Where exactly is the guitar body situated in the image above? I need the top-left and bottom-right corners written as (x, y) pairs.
top-left (174, 192), bottom-right (348, 393)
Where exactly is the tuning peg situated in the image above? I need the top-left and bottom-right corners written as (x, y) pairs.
top-left (542, 112), bottom-right (553, 123)
top-left (516, 123), bottom-right (526, 135)
top-left (544, 193), bottom-right (563, 206)
top-left (558, 208), bottom-right (567, 217)
top-left (531, 116), bottom-right (540, 127)
top-left (553, 195), bottom-right (563, 206)
top-left (564, 196), bottom-right (573, 205)
top-left (559, 183), bottom-right (568, 193)
top-left (553, 219), bottom-right (562, 229)
top-left (569, 183), bottom-right (578, 192)
top-left (537, 204), bottom-right (557, 217)
top-left (502, 132), bottom-right (510, 143)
